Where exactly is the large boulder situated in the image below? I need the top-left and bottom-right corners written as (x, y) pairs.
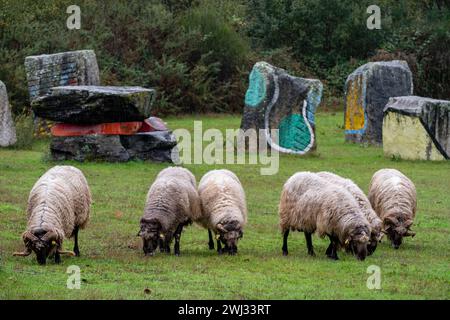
top-left (25, 50), bottom-right (100, 136)
top-left (240, 61), bottom-right (323, 154)
top-left (0, 81), bottom-right (17, 147)
top-left (31, 86), bottom-right (155, 124)
top-left (383, 96), bottom-right (450, 161)
top-left (344, 60), bottom-right (413, 145)
top-left (50, 131), bottom-right (177, 162)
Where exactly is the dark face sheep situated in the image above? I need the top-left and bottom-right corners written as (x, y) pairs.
top-left (216, 221), bottom-right (243, 255)
top-left (138, 218), bottom-right (164, 256)
top-left (14, 230), bottom-right (74, 265)
top-left (344, 227), bottom-right (370, 261)
top-left (383, 217), bottom-right (415, 249)
top-left (367, 232), bottom-right (383, 256)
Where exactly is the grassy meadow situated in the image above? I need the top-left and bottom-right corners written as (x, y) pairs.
top-left (0, 112), bottom-right (449, 299)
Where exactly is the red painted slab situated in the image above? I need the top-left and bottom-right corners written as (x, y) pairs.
top-left (51, 122), bottom-right (143, 137)
top-left (139, 117), bottom-right (168, 132)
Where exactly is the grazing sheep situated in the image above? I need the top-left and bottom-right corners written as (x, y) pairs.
top-left (138, 167), bottom-right (201, 256)
top-left (317, 171), bottom-right (383, 255)
top-left (13, 166), bottom-right (91, 265)
top-left (197, 169), bottom-right (247, 255)
top-left (368, 169), bottom-right (417, 249)
top-left (279, 172), bottom-right (371, 261)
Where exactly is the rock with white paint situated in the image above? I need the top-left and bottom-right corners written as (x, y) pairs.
top-left (240, 61), bottom-right (323, 154)
top-left (383, 96), bottom-right (450, 161)
top-left (344, 60), bottom-right (413, 145)
top-left (0, 81), bottom-right (17, 147)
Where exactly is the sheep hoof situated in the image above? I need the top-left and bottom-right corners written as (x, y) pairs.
top-left (282, 251), bottom-right (288, 256)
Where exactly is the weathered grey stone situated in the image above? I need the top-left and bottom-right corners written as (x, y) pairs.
top-left (240, 61), bottom-right (322, 154)
top-left (25, 50), bottom-right (100, 101)
top-left (50, 131), bottom-right (176, 162)
top-left (25, 50), bottom-right (100, 135)
top-left (383, 96), bottom-right (450, 160)
top-left (344, 60), bottom-right (413, 145)
top-left (0, 81), bottom-right (17, 147)
top-left (32, 86), bottom-right (156, 124)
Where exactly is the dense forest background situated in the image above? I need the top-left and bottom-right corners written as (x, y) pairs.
top-left (1, 0), bottom-right (449, 116)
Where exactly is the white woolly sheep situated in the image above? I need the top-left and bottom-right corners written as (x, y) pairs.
top-left (138, 167), bottom-right (201, 256)
top-left (13, 166), bottom-right (91, 265)
top-left (317, 171), bottom-right (383, 255)
top-left (279, 172), bottom-right (371, 261)
top-left (197, 169), bottom-right (247, 255)
top-left (368, 168), bottom-right (417, 249)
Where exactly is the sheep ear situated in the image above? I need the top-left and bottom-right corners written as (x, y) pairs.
top-left (405, 230), bottom-right (416, 238)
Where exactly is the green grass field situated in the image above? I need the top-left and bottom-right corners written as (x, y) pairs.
top-left (0, 112), bottom-right (449, 299)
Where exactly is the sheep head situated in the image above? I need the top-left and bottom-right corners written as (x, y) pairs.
top-left (216, 220), bottom-right (243, 256)
top-left (14, 230), bottom-right (63, 265)
top-left (383, 216), bottom-right (415, 249)
top-left (345, 226), bottom-right (370, 261)
top-left (138, 218), bottom-right (162, 257)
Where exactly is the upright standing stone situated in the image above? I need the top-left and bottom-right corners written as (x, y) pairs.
top-left (24, 50), bottom-right (100, 135)
top-left (240, 61), bottom-right (323, 154)
top-left (0, 81), bottom-right (17, 147)
top-left (383, 96), bottom-right (450, 161)
top-left (344, 60), bottom-right (413, 145)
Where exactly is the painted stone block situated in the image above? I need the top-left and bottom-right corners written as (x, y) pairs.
top-left (344, 60), bottom-right (413, 145)
top-left (240, 61), bottom-right (323, 154)
top-left (24, 50), bottom-right (100, 136)
top-left (51, 122), bottom-right (143, 137)
top-left (0, 81), bottom-right (17, 147)
top-left (383, 96), bottom-right (450, 161)
top-left (31, 86), bottom-right (155, 124)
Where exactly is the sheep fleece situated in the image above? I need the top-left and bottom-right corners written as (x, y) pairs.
top-left (279, 172), bottom-right (370, 244)
top-left (368, 169), bottom-right (417, 225)
top-left (317, 171), bottom-right (382, 238)
top-left (26, 165), bottom-right (91, 240)
top-left (143, 167), bottom-right (201, 232)
top-left (197, 169), bottom-right (247, 231)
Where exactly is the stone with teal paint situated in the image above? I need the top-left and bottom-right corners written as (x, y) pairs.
top-left (240, 61), bottom-right (323, 154)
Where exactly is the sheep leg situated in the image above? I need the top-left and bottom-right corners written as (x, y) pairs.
top-left (174, 224), bottom-right (184, 256)
top-left (305, 232), bottom-right (315, 257)
top-left (327, 236), bottom-right (339, 260)
top-left (54, 251), bottom-right (61, 264)
top-left (159, 239), bottom-right (165, 253)
top-left (73, 226), bottom-right (80, 257)
top-left (282, 230), bottom-right (289, 256)
top-left (208, 230), bottom-right (215, 250)
top-left (217, 240), bottom-right (223, 255)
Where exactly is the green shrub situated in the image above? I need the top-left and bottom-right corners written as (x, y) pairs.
top-left (12, 113), bottom-right (34, 150)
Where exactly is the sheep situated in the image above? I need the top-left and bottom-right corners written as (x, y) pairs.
top-left (196, 169), bottom-right (247, 255)
top-left (317, 171), bottom-right (383, 255)
top-left (368, 168), bottom-right (417, 249)
top-left (279, 172), bottom-right (371, 261)
top-left (13, 166), bottom-right (91, 265)
top-left (138, 167), bottom-right (201, 256)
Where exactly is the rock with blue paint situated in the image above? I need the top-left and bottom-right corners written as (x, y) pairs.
top-left (344, 60), bottom-right (413, 145)
top-left (383, 96), bottom-right (450, 161)
top-left (24, 50), bottom-right (100, 135)
top-left (240, 61), bottom-right (323, 154)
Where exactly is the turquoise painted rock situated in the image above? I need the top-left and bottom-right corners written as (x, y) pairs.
top-left (240, 62), bottom-right (323, 154)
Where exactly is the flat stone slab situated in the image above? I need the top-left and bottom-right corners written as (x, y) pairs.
top-left (383, 96), bottom-right (450, 160)
top-left (50, 131), bottom-right (177, 162)
top-left (240, 61), bottom-right (323, 154)
top-left (31, 86), bottom-right (155, 124)
top-left (0, 81), bottom-right (17, 147)
top-left (344, 60), bottom-right (413, 145)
